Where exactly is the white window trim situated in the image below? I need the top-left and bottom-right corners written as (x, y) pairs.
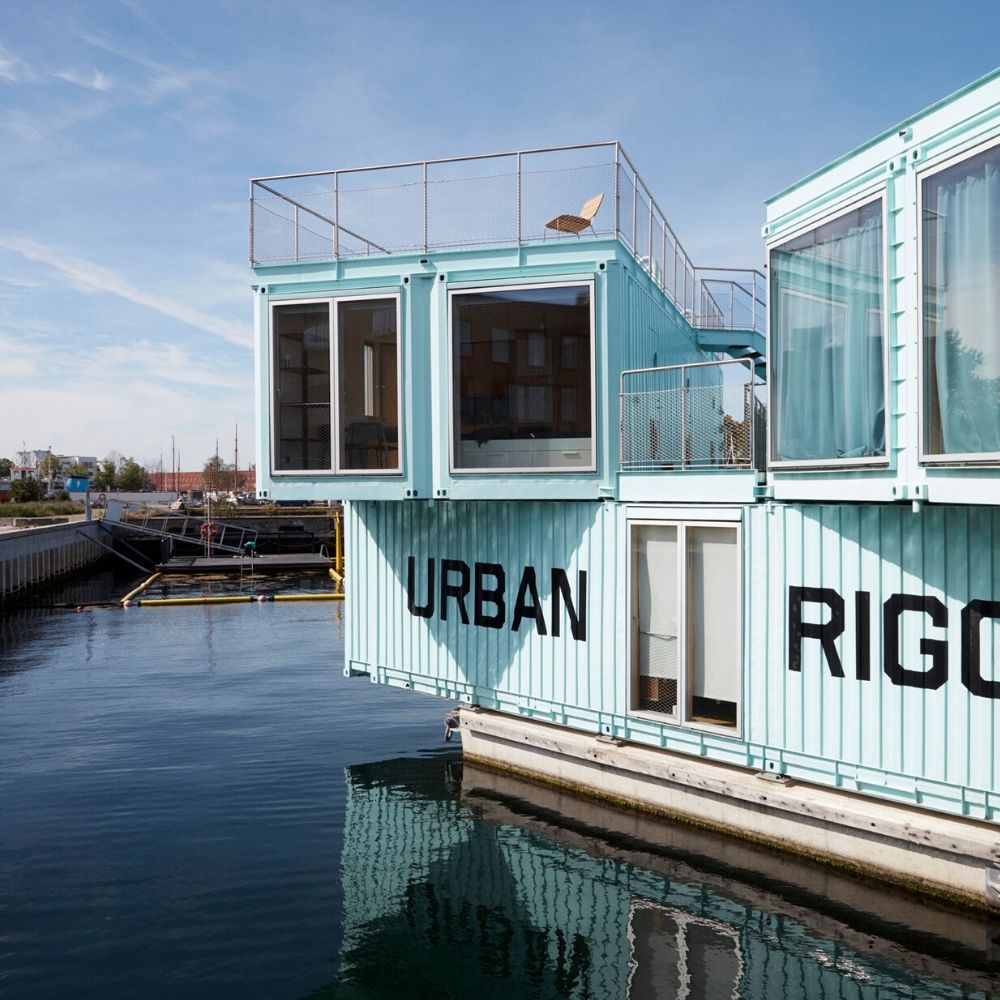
top-left (447, 280), bottom-right (597, 475)
top-left (269, 293), bottom-right (403, 477)
top-left (767, 191), bottom-right (891, 471)
top-left (626, 516), bottom-right (743, 739)
top-left (917, 132), bottom-right (1000, 466)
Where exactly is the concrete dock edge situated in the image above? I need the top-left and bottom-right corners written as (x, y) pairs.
top-left (458, 708), bottom-right (1000, 912)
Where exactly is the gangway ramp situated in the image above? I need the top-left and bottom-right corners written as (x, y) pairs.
top-left (102, 508), bottom-right (259, 558)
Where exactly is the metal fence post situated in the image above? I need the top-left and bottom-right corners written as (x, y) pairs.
top-left (661, 228), bottom-right (667, 291)
top-left (631, 174), bottom-right (637, 252)
top-left (516, 151), bottom-right (522, 246)
top-left (293, 206), bottom-right (299, 261)
top-left (248, 184), bottom-right (255, 266)
top-left (619, 373), bottom-right (625, 469)
top-left (614, 144), bottom-right (621, 239)
top-left (681, 365), bottom-right (688, 470)
top-left (423, 161), bottom-right (428, 253)
top-left (647, 199), bottom-right (653, 269)
top-left (333, 172), bottom-right (340, 259)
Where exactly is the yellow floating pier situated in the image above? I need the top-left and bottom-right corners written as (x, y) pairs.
top-left (134, 592), bottom-right (343, 607)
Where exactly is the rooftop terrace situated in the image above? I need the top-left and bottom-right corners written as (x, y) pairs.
top-left (250, 142), bottom-right (764, 338)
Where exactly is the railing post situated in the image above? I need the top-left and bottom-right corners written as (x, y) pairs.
top-left (248, 185), bottom-right (255, 266)
top-left (661, 227), bottom-right (667, 291)
top-left (619, 372), bottom-right (625, 470)
top-left (647, 199), bottom-right (653, 271)
top-left (681, 365), bottom-right (688, 470)
top-left (631, 173), bottom-right (637, 252)
top-left (333, 172), bottom-right (340, 259)
top-left (516, 151), bottom-right (522, 245)
top-left (293, 205), bottom-right (299, 261)
top-left (730, 281), bottom-right (734, 330)
top-left (614, 144), bottom-right (621, 239)
top-left (423, 161), bottom-right (429, 253)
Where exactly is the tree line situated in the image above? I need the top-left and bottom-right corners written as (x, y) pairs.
top-left (1, 452), bottom-right (248, 501)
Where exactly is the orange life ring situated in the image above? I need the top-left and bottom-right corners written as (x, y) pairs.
top-left (199, 521), bottom-right (218, 540)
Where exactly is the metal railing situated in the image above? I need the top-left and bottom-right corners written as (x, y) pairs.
top-left (249, 143), bottom-right (764, 335)
top-left (127, 510), bottom-right (259, 556)
top-left (620, 359), bottom-right (766, 472)
top-left (693, 269), bottom-right (766, 334)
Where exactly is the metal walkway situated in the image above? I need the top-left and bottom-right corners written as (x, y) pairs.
top-left (102, 500), bottom-right (258, 557)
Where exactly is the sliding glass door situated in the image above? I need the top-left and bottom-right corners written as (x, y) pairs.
top-left (632, 522), bottom-right (740, 732)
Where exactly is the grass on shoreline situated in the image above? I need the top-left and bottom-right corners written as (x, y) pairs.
top-left (0, 501), bottom-right (85, 518)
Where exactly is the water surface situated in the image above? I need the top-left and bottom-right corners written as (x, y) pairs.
top-left (0, 596), bottom-right (997, 999)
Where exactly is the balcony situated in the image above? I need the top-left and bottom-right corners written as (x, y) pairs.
top-left (250, 143), bottom-right (764, 340)
top-left (620, 359), bottom-right (766, 473)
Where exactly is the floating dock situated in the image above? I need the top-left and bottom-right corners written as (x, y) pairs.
top-left (156, 553), bottom-right (333, 573)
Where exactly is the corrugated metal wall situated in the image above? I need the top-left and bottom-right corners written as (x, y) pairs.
top-left (346, 499), bottom-right (624, 728)
top-left (618, 259), bottom-right (706, 375)
top-left (746, 503), bottom-right (1000, 817)
top-left (347, 498), bottom-right (999, 820)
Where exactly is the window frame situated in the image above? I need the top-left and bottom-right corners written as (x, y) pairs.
top-left (269, 293), bottom-right (403, 477)
top-left (446, 279), bottom-right (597, 476)
top-left (767, 190), bottom-right (890, 471)
top-left (627, 516), bottom-right (743, 738)
top-left (918, 132), bottom-right (1000, 466)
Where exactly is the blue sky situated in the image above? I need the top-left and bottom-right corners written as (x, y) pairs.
top-left (2, 0), bottom-right (1000, 472)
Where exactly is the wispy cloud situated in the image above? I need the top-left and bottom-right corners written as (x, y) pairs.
top-left (0, 43), bottom-right (32, 83)
top-left (0, 233), bottom-right (250, 348)
top-left (54, 68), bottom-right (112, 92)
top-left (82, 30), bottom-right (229, 102)
top-left (0, 326), bottom-right (253, 461)
top-left (92, 341), bottom-right (250, 392)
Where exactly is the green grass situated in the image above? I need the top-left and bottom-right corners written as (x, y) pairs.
top-left (0, 501), bottom-right (85, 518)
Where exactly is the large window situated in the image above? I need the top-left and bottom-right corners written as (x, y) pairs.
top-left (632, 522), bottom-right (740, 731)
top-left (922, 142), bottom-right (1000, 461)
top-left (272, 296), bottom-right (400, 474)
top-left (273, 302), bottom-right (331, 471)
top-left (770, 200), bottom-right (886, 465)
top-left (451, 283), bottom-right (593, 472)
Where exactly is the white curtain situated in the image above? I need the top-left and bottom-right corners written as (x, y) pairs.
top-left (927, 154), bottom-right (1000, 455)
top-left (772, 206), bottom-right (884, 462)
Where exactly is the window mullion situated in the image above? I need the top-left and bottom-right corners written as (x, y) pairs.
top-left (678, 522), bottom-right (689, 724)
top-left (330, 301), bottom-right (338, 473)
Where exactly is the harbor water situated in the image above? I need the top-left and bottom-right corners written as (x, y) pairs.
top-left (0, 576), bottom-right (998, 999)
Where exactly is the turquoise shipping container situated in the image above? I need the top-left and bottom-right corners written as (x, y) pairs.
top-left (252, 75), bottom-right (1000, 904)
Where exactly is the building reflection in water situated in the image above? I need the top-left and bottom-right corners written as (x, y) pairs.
top-left (328, 754), bottom-right (999, 999)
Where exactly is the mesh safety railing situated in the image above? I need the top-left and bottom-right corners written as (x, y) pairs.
top-left (620, 359), bottom-right (766, 472)
top-left (250, 143), bottom-right (764, 335)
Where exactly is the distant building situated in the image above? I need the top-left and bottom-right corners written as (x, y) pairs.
top-left (11, 450), bottom-right (96, 481)
top-left (59, 456), bottom-right (97, 477)
top-left (148, 469), bottom-right (257, 495)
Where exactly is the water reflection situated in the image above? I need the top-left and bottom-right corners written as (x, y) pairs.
top-left (144, 568), bottom-right (336, 599)
top-left (329, 758), bottom-right (1000, 999)
top-left (1, 591), bottom-right (997, 1000)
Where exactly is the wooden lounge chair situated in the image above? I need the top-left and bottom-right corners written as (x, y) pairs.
top-left (544, 193), bottom-right (604, 237)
